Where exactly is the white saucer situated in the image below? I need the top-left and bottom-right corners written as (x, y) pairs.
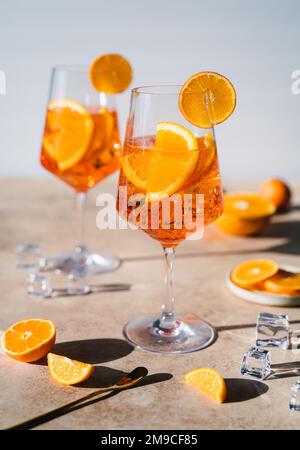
top-left (227, 264), bottom-right (300, 307)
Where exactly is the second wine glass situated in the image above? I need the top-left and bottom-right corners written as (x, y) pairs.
top-left (40, 66), bottom-right (121, 278)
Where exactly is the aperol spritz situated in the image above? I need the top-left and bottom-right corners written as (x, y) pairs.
top-left (117, 75), bottom-right (236, 353)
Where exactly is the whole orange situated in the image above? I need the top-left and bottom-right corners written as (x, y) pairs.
top-left (259, 178), bottom-right (291, 211)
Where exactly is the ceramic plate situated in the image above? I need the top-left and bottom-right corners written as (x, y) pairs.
top-left (227, 265), bottom-right (300, 307)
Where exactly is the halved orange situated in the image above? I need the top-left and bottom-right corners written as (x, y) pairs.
top-left (215, 193), bottom-right (276, 236)
top-left (1, 319), bottom-right (56, 363)
top-left (43, 99), bottom-right (94, 171)
top-left (184, 368), bottom-right (227, 404)
top-left (89, 53), bottom-right (132, 94)
top-left (222, 193), bottom-right (276, 219)
top-left (179, 71), bottom-right (236, 128)
top-left (231, 259), bottom-right (279, 288)
top-left (47, 353), bottom-right (94, 385)
top-left (121, 121), bottom-right (198, 201)
top-left (263, 270), bottom-right (300, 295)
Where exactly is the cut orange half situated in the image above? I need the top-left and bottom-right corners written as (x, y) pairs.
top-left (47, 353), bottom-right (94, 385)
top-left (121, 121), bottom-right (198, 201)
top-left (222, 193), bottom-right (276, 219)
top-left (179, 71), bottom-right (236, 128)
top-left (231, 259), bottom-right (279, 288)
top-left (1, 319), bottom-right (56, 363)
top-left (43, 99), bottom-right (94, 171)
top-left (263, 270), bottom-right (300, 295)
top-left (89, 53), bottom-right (132, 94)
top-left (184, 368), bottom-right (227, 404)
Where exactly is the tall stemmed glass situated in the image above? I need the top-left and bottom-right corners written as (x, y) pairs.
top-left (117, 85), bottom-right (224, 354)
top-left (40, 66), bottom-right (120, 276)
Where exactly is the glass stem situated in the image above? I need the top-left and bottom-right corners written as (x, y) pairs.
top-left (75, 192), bottom-right (87, 252)
top-left (159, 247), bottom-right (176, 331)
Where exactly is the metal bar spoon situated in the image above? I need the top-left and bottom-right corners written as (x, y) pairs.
top-left (6, 367), bottom-right (148, 430)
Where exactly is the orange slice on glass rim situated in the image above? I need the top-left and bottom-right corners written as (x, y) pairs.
top-left (121, 121), bottom-right (198, 201)
top-left (184, 368), bottom-right (227, 404)
top-left (89, 53), bottom-right (132, 94)
top-left (179, 71), bottom-right (236, 128)
top-left (43, 99), bottom-right (94, 171)
top-left (1, 319), bottom-right (56, 363)
top-left (47, 353), bottom-right (94, 385)
top-left (231, 259), bottom-right (279, 288)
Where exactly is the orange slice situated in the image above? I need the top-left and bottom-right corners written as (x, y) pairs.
top-left (47, 353), bottom-right (93, 385)
top-left (43, 99), bottom-right (94, 171)
top-left (179, 71), bottom-right (236, 128)
top-left (84, 107), bottom-right (114, 161)
top-left (263, 270), bottom-right (300, 295)
top-left (89, 53), bottom-right (132, 94)
top-left (231, 259), bottom-right (279, 288)
top-left (1, 319), bottom-right (56, 363)
top-left (121, 121), bottom-right (198, 201)
top-left (184, 368), bottom-right (227, 404)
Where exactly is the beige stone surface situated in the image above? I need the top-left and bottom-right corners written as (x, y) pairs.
top-left (0, 177), bottom-right (300, 430)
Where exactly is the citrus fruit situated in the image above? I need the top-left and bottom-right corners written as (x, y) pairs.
top-left (47, 353), bottom-right (94, 385)
top-left (231, 259), bottom-right (279, 288)
top-left (43, 99), bottom-right (94, 171)
top-left (121, 121), bottom-right (198, 201)
top-left (89, 53), bottom-right (132, 94)
top-left (259, 178), bottom-right (291, 212)
top-left (215, 192), bottom-right (276, 236)
top-left (84, 107), bottom-right (114, 161)
top-left (1, 319), bottom-right (56, 363)
top-left (263, 270), bottom-right (300, 295)
top-left (179, 71), bottom-right (236, 128)
top-left (184, 368), bottom-right (227, 404)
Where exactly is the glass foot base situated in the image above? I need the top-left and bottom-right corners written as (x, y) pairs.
top-left (46, 248), bottom-right (120, 276)
top-left (123, 315), bottom-right (217, 354)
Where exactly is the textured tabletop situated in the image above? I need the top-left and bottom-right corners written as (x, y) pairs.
top-left (0, 177), bottom-right (300, 430)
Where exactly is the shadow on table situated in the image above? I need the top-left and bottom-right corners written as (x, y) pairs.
top-left (34, 338), bottom-right (134, 366)
top-left (267, 361), bottom-right (300, 380)
top-left (122, 215), bottom-right (300, 264)
top-left (121, 249), bottom-right (264, 264)
top-left (260, 219), bottom-right (300, 257)
top-left (51, 283), bottom-right (131, 298)
top-left (224, 378), bottom-right (268, 403)
top-left (9, 369), bottom-right (173, 430)
top-left (217, 319), bottom-right (300, 333)
top-left (79, 365), bottom-right (173, 389)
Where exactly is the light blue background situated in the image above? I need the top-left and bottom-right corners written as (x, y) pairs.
top-left (0, 0), bottom-right (299, 181)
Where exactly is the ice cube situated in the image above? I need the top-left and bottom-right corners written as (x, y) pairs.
top-left (256, 312), bottom-right (289, 349)
top-left (241, 346), bottom-right (271, 379)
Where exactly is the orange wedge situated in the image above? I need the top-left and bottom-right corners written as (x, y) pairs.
top-left (263, 270), bottom-right (300, 295)
top-left (47, 353), bottom-right (93, 385)
top-left (121, 121), bottom-right (198, 201)
top-left (179, 71), bottom-right (236, 128)
top-left (43, 99), bottom-right (94, 171)
top-left (231, 259), bottom-right (279, 288)
top-left (89, 53), bottom-right (132, 94)
top-left (1, 319), bottom-right (56, 363)
top-left (184, 368), bottom-right (227, 404)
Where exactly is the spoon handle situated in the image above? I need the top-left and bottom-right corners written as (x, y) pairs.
top-left (5, 367), bottom-right (148, 430)
top-left (5, 386), bottom-right (114, 430)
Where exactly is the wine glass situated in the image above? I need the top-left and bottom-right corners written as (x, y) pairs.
top-left (40, 66), bottom-right (120, 278)
top-left (117, 85), bottom-right (224, 354)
